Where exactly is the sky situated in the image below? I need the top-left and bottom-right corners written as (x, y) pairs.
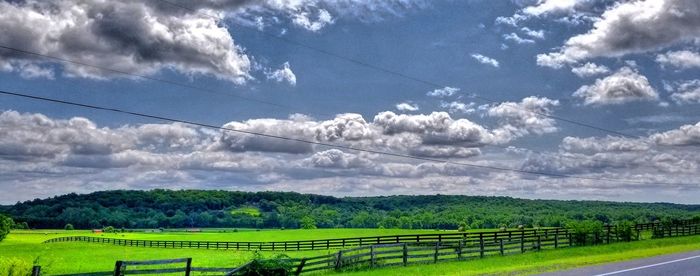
top-left (0, 0), bottom-right (699, 204)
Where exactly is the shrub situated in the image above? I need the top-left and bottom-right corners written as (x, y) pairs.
top-left (614, 221), bottom-right (636, 242)
top-left (13, 222), bottom-right (29, 230)
top-left (64, 224), bottom-right (75, 230)
top-left (566, 220), bottom-right (604, 245)
top-left (300, 216), bottom-right (317, 230)
top-left (0, 214), bottom-right (13, 242)
top-left (457, 222), bottom-right (469, 232)
top-left (102, 226), bottom-right (116, 233)
top-left (0, 257), bottom-right (32, 276)
top-left (233, 253), bottom-right (295, 276)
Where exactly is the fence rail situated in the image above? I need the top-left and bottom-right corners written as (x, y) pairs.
top-left (44, 220), bottom-right (700, 252)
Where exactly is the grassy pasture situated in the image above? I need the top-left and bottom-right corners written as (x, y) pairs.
top-left (335, 234), bottom-right (700, 275)
top-left (0, 228), bottom-right (443, 274)
top-left (3, 229), bottom-right (700, 275)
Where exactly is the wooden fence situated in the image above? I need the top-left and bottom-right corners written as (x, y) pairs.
top-left (31, 222), bottom-right (700, 275)
top-left (41, 224), bottom-right (652, 252)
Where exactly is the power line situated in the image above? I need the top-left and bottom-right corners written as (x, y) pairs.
top-left (0, 45), bottom-right (335, 118)
top-left (153, 0), bottom-right (639, 139)
top-left (0, 88), bottom-right (684, 186)
top-left (0, 43), bottom-right (611, 162)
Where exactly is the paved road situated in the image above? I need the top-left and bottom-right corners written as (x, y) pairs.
top-left (539, 250), bottom-right (700, 276)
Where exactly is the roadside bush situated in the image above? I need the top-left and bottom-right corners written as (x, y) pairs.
top-left (0, 214), bottom-right (13, 242)
top-left (0, 257), bottom-right (32, 276)
top-left (614, 221), bottom-right (636, 242)
top-left (64, 224), bottom-right (74, 230)
top-left (566, 220), bottom-right (604, 245)
top-left (233, 253), bottom-right (295, 276)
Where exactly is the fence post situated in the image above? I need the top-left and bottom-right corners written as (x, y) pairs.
top-left (555, 231), bottom-right (559, 248)
top-left (370, 245), bottom-right (376, 268)
top-left (521, 235), bottom-right (525, 253)
top-left (295, 258), bottom-right (306, 276)
top-left (31, 266), bottom-right (41, 276)
top-left (536, 235), bottom-right (541, 251)
top-left (606, 225), bottom-right (611, 244)
top-left (335, 251), bottom-right (343, 270)
top-left (113, 261), bottom-right (123, 276)
top-left (457, 240), bottom-right (463, 260)
top-left (184, 258), bottom-right (192, 276)
top-left (434, 242), bottom-right (439, 263)
top-left (403, 243), bottom-right (408, 266)
top-left (499, 239), bottom-right (504, 255)
top-left (479, 233), bottom-right (484, 258)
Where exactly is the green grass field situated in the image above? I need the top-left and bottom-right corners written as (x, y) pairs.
top-left (0, 228), bottom-right (437, 274)
top-left (335, 234), bottom-right (700, 275)
top-left (2, 229), bottom-right (700, 275)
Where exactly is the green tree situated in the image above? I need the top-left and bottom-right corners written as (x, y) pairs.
top-left (64, 224), bottom-right (75, 230)
top-left (0, 214), bottom-right (14, 242)
top-left (300, 216), bottom-right (317, 229)
top-left (102, 226), bottom-right (116, 233)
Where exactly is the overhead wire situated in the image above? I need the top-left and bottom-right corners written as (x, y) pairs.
top-left (0, 88), bottom-right (687, 187)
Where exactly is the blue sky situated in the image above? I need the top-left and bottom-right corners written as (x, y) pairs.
top-left (1, 0), bottom-right (699, 204)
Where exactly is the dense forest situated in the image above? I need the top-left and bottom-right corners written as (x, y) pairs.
top-left (1, 190), bottom-right (699, 230)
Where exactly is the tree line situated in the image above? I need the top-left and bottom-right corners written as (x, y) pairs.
top-left (1, 190), bottom-right (699, 230)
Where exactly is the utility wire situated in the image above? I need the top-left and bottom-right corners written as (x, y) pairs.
top-left (0, 88), bottom-right (684, 186)
top-left (0, 45), bottom-right (336, 118)
top-left (153, 0), bottom-right (639, 139)
top-left (0, 43), bottom-right (605, 163)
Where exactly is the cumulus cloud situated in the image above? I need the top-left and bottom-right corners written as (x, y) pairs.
top-left (395, 102), bottom-right (419, 112)
top-left (523, 0), bottom-right (585, 16)
top-left (487, 96), bottom-right (560, 138)
top-left (440, 101), bottom-right (475, 114)
top-left (537, 0), bottom-right (700, 68)
top-left (666, 80), bottom-right (700, 104)
top-left (650, 122), bottom-right (700, 146)
top-left (0, 0), bottom-right (425, 82)
top-left (266, 62), bottom-right (297, 86)
top-left (503, 33), bottom-right (535, 44)
top-left (3, 110), bottom-right (700, 203)
top-left (427, 86), bottom-right (460, 98)
top-left (471, 54), bottom-right (500, 67)
top-left (571, 62), bottom-right (610, 78)
top-left (573, 67), bottom-right (658, 106)
top-left (521, 27), bottom-right (545, 39)
top-left (656, 50), bottom-right (700, 70)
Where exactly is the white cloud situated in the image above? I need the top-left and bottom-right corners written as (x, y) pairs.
top-left (471, 54), bottom-right (500, 68)
top-left (523, 0), bottom-right (583, 16)
top-left (3, 109), bottom-right (700, 203)
top-left (573, 67), bottom-right (658, 106)
top-left (571, 62), bottom-right (610, 78)
top-left (666, 80), bottom-right (700, 104)
top-left (656, 50), bottom-right (700, 70)
top-left (291, 9), bottom-right (334, 32)
top-left (503, 33), bottom-right (535, 44)
top-left (395, 102), bottom-right (419, 112)
top-left (0, 0), bottom-right (426, 82)
top-left (427, 86), bottom-right (460, 98)
top-left (440, 101), bottom-right (475, 114)
top-left (650, 122), bottom-right (700, 146)
top-left (266, 62), bottom-right (297, 86)
top-left (521, 27), bottom-right (545, 39)
top-left (487, 96), bottom-right (560, 137)
top-left (537, 0), bottom-right (700, 68)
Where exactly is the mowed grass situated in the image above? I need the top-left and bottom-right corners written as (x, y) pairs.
top-left (0, 228), bottom-right (442, 274)
top-left (335, 234), bottom-right (700, 276)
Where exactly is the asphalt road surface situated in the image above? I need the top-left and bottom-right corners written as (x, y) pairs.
top-left (539, 250), bottom-right (700, 276)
